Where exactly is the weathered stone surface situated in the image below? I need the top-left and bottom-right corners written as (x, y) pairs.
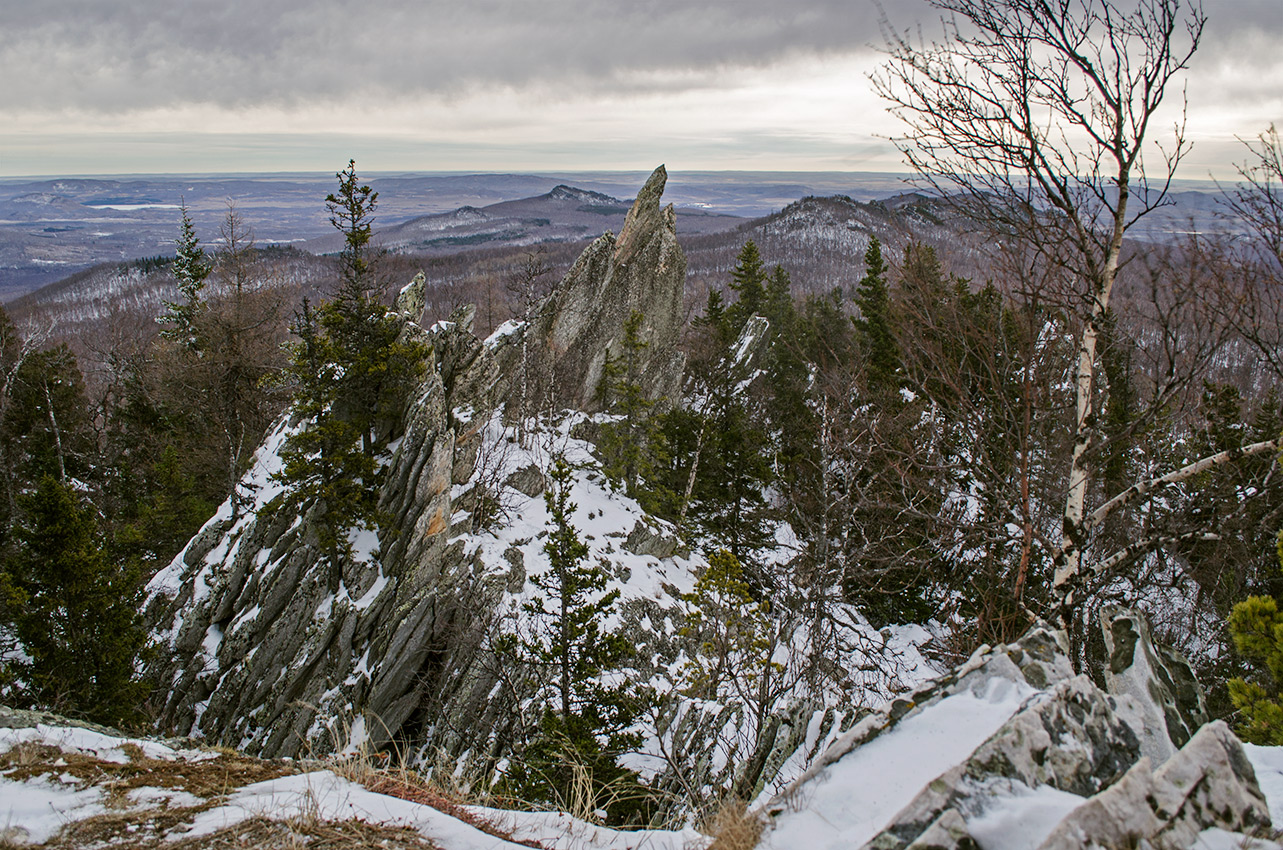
top-left (864, 674), bottom-right (1141, 849)
top-left (1037, 722), bottom-right (1271, 850)
top-left (903, 811), bottom-right (978, 850)
top-left (623, 519), bottom-right (682, 559)
top-left (761, 617), bottom-right (1276, 850)
top-left (1101, 605), bottom-right (1208, 764)
top-left (521, 165), bottom-right (687, 412)
top-left (504, 464), bottom-right (545, 498)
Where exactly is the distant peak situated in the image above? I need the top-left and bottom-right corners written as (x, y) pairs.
top-left (546, 185), bottom-right (621, 205)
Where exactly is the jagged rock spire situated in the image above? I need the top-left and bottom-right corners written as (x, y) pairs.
top-left (519, 164), bottom-right (686, 412)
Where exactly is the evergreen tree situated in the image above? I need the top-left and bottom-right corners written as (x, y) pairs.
top-left (505, 457), bottom-right (650, 823)
top-left (852, 236), bottom-right (899, 391)
top-left (328, 159), bottom-right (378, 291)
top-left (598, 310), bottom-right (662, 499)
top-left (1, 476), bottom-right (149, 726)
top-left (273, 161), bottom-right (427, 589)
top-left (679, 549), bottom-right (780, 701)
top-left (160, 202), bottom-right (212, 352)
top-left (1228, 565), bottom-right (1283, 744)
top-left (274, 300), bottom-right (381, 591)
top-left (760, 266), bottom-right (813, 485)
top-left (319, 159), bottom-right (424, 456)
top-left (727, 240), bottom-right (767, 332)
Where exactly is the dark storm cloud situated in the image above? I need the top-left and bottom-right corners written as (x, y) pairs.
top-left (1, 0), bottom-right (901, 112)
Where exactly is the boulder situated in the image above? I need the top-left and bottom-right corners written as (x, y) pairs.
top-left (1038, 721), bottom-right (1271, 850)
top-left (1100, 605), bottom-right (1208, 763)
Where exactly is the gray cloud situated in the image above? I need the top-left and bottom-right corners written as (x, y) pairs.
top-left (2, 0), bottom-right (1276, 177)
top-left (0, 0), bottom-right (898, 112)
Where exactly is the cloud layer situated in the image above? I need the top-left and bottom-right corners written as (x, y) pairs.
top-left (2, 0), bottom-right (895, 111)
top-left (1, 0), bottom-right (1278, 175)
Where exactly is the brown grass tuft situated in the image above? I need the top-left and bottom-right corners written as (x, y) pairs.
top-left (702, 797), bottom-right (764, 850)
top-left (328, 748), bottom-right (544, 849)
top-left (0, 738), bottom-right (298, 800)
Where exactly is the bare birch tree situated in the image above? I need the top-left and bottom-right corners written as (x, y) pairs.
top-left (873, 0), bottom-right (1210, 631)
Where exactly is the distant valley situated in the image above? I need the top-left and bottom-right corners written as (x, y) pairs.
top-left (0, 169), bottom-right (1229, 303)
top-left (0, 170), bottom-right (914, 301)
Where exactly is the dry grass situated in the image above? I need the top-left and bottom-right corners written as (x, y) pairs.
top-left (0, 736), bottom-right (300, 849)
top-left (701, 797), bottom-right (763, 850)
top-left (327, 748), bottom-right (544, 848)
top-left (36, 813), bottom-right (442, 850)
top-left (0, 738), bottom-right (298, 800)
top-left (36, 801), bottom-right (217, 849)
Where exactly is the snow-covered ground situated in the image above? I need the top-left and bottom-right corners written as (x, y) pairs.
top-left (0, 721), bottom-right (704, 849)
top-left (6, 712), bottom-right (1283, 849)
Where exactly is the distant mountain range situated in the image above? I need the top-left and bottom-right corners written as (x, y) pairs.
top-left (0, 169), bottom-right (1232, 303)
top-left (0, 170), bottom-right (914, 301)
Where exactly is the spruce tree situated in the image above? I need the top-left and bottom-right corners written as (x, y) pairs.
top-left (598, 310), bottom-right (660, 499)
top-left (727, 240), bottom-right (767, 332)
top-left (319, 159), bottom-right (424, 456)
top-left (2, 476), bottom-right (149, 726)
top-left (505, 457), bottom-right (649, 823)
top-left (275, 300), bottom-right (380, 591)
top-left (853, 236), bottom-right (899, 391)
top-left (160, 202), bottom-right (212, 352)
top-left (273, 161), bottom-right (427, 589)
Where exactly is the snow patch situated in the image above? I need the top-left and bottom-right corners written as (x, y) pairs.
top-left (764, 675), bottom-right (1033, 850)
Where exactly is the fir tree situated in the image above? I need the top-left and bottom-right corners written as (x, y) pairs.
top-left (273, 162), bottom-right (427, 589)
top-left (727, 240), bottom-right (767, 332)
top-left (274, 300), bottom-right (381, 592)
top-left (1, 476), bottom-right (149, 726)
top-left (504, 457), bottom-right (650, 823)
top-left (160, 202), bottom-right (212, 352)
top-left (852, 236), bottom-right (899, 391)
top-left (327, 159), bottom-right (378, 291)
top-left (598, 310), bottom-right (661, 499)
top-left (319, 159), bottom-right (424, 456)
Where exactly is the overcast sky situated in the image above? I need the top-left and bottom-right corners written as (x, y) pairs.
top-left (1, 0), bottom-right (1279, 178)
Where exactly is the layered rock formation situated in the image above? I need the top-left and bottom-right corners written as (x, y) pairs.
top-left (142, 166), bottom-right (689, 761)
top-left (509, 164), bottom-right (686, 411)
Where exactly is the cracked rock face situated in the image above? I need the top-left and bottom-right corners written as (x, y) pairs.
top-left (519, 164), bottom-right (687, 412)
top-left (142, 167), bottom-right (694, 762)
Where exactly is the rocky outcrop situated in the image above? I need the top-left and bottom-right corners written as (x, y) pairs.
top-left (516, 165), bottom-right (686, 412)
top-left (1100, 604), bottom-right (1208, 763)
top-left (1038, 721), bottom-right (1270, 850)
top-left (143, 168), bottom-right (693, 761)
top-left (761, 620), bottom-right (1278, 850)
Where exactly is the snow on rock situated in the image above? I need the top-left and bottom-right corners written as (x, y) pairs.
top-left (1245, 743), bottom-right (1283, 827)
top-left (762, 675), bottom-right (1034, 850)
top-left (757, 623), bottom-right (1282, 850)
